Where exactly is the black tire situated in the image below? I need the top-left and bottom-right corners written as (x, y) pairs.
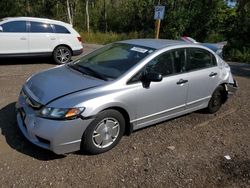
top-left (207, 86), bottom-right (224, 114)
top-left (53, 46), bottom-right (72, 64)
top-left (81, 109), bottom-right (125, 154)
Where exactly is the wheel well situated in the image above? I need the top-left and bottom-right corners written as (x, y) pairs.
top-left (102, 107), bottom-right (132, 136)
top-left (53, 44), bottom-right (73, 55)
top-left (219, 83), bottom-right (228, 103)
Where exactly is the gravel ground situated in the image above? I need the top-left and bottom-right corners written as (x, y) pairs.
top-left (0, 46), bottom-right (250, 187)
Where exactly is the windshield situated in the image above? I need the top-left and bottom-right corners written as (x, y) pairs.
top-left (69, 43), bottom-right (155, 80)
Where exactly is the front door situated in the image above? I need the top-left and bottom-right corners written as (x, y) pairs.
top-left (129, 48), bottom-right (189, 129)
top-left (0, 21), bottom-right (28, 54)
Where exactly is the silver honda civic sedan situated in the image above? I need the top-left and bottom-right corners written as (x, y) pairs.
top-left (16, 39), bottom-right (237, 154)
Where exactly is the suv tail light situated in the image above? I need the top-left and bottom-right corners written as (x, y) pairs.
top-left (77, 37), bottom-right (82, 42)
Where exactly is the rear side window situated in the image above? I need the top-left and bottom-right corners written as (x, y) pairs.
top-left (53, 24), bottom-right (70, 34)
top-left (30, 21), bottom-right (53, 33)
top-left (1, 21), bottom-right (27, 32)
top-left (186, 48), bottom-right (217, 71)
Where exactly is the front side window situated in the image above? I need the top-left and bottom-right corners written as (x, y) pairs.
top-left (30, 21), bottom-right (53, 33)
top-left (129, 48), bottom-right (186, 83)
top-left (146, 48), bottom-right (186, 76)
top-left (146, 51), bottom-right (175, 76)
top-left (68, 43), bottom-right (155, 80)
top-left (1, 21), bottom-right (27, 32)
top-left (186, 48), bottom-right (216, 71)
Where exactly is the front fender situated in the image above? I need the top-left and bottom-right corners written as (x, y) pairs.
top-left (82, 98), bottom-right (133, 120)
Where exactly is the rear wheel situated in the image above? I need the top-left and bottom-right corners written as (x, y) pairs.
top-left (81, 109), bottom-right (125, 154)
top-left (53, 46), bottom-right (72, 64)
top-left (207, 86), bottom-right (224, 114)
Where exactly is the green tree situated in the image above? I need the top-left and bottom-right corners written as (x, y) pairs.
top-left (224, 0), bottom-right (250, 62)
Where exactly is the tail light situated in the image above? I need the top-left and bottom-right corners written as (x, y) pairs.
top-left (77, 37), bottom-right (82, 42)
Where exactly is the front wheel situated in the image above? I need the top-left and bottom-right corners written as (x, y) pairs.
top-left (53, 46), bottom-right (72, 64)
top-left (207, 86), bottom-right (224, 114)
top-left (81, 110), bottom-right (125, 154)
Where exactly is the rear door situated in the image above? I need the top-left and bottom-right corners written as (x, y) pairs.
top-left (185, 48), bottom-right (220, 110)
top-left (0, 21), bottom-right (28, 54)
top-left (28, 21), bottom-right (58, 54)
top-left (52, 24), bottom-right (82, 51)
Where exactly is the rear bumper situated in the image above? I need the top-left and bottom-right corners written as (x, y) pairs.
top-left (72, 48), bottom-right (83, 56)
top-left (226, 79), bottom-right (238, 95)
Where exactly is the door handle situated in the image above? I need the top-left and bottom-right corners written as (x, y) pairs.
top-left (209, 72), bottom-right (217, 77)
top-left (176, 79), bottom-right (188, 85)
top-left (50, 37), bottom-right (56, 40)
top-left (20, 37), bottom-right (27, 40)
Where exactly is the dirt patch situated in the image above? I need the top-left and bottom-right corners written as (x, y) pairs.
top-left (218, 155), bottom-right (250, 186)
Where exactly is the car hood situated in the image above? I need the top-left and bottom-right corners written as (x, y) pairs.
top-left (24, 65), bottom-right (106, 105)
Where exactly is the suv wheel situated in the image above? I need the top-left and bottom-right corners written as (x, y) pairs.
top-left (81, 110), bottom-right (125, 154)
top-left (53, 46), bottom-right (72, 64)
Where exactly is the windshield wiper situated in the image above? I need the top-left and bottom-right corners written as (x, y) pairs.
top-left (69, 64), bottom-right (108, 81)
top-left (80, 65), bottom-right (109, 81)
top-left (67, 63), bottom-right (85, 74)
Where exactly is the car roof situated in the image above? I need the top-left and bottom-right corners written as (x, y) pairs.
top-left (119, 39), bottom-right (189, 50)
top-left (1, 17), bottom-right (71, 27)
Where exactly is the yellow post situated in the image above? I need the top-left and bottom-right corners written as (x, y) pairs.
top-left (155, 0), bottom-right (161, 39)
top-left (155, 19), bottom-right (161, 39)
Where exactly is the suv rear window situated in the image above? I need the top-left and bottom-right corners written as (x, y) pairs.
top-left (1, 21), bottom-right (27, 32)
top-left (30, 21), bottom-right (53, 33)
top-left (53, 24), bottom-right (70, 34)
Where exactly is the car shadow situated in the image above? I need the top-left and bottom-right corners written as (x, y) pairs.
top-left (0, 102), bottom-right (66, 161)
top-left (0, 57), bottom-right (53, 65)
top-left (229, 62), bottom-right (250, 79)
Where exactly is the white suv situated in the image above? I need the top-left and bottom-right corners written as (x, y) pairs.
top-left (0, 17), bottom-right (83, 64)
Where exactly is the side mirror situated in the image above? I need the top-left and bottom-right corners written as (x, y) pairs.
top-left (141, 72), bottom-right (162, 88)
top-left (0, 26), bottom-right (3, 32)
top-left (142, 72), bottom-right (163, 82)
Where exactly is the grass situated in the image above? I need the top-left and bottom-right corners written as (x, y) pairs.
top-left (230, 47), bottom-right (250, 63)
top-left (81, 31), bottom-right (250, 63)
top-left (80, 31), bottom-right (141, 44)
top-left (225, 47), bottom-right (250, 63)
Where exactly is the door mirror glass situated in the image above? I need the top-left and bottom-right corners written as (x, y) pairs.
top-left (142, 72), bottom-right (163, 82)
top-left (0, 26), bottom-right (3, 32)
